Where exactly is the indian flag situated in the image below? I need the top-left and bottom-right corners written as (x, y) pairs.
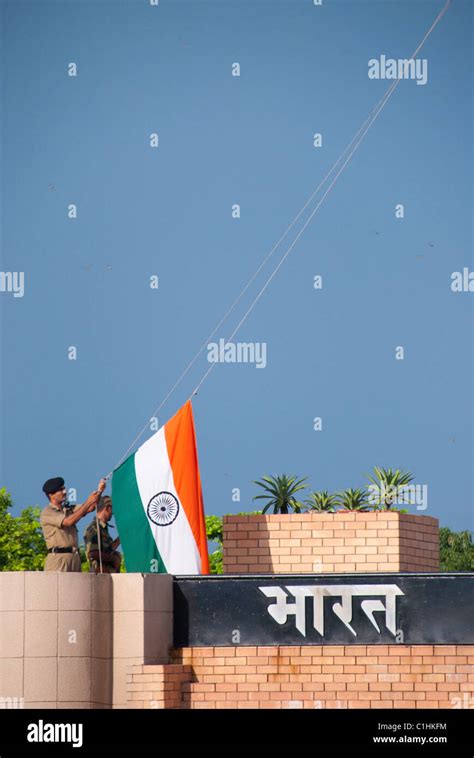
top-left (112, 400), bottom-right (209, 574)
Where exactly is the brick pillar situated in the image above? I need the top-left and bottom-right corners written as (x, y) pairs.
top-left (222, 512), bottom-right (439, 574)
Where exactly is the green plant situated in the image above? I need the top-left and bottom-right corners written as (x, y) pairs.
top-left (0, 488), bottom-right (47, 571)
top-left (80, 545), bottom-right (89, 572)
top-left (335, 488), bottom-right (371, 511)
top-left (305, 490), bottom-right (338, 512)
top-left (439, 527), bottom-right (473, 572)
top-left (209, 549), bottom-right (223, 574)
top-left (205, 514), bottom-right (224, 545)
top-left (205, 514), bottom-right (223, 575)
top-left (366, 466), bottom-right (414, 510)
top-left (253, 475), bottom-right (307, 514)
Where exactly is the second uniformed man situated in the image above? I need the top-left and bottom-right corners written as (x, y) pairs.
top-left (83, 495), bottom-right (122, 574)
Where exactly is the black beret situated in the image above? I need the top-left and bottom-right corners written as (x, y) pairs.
top-left (42, 477), bottom-right (65, 495)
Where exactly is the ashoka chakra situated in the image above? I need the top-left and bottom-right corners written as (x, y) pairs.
top-left (147, 491), bottom-right (180, 527)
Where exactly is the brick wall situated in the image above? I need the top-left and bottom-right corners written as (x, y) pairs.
top-left (127, 665), bottom-right (191, 709)
top-left (127, 645), bottom-right (474, 709)
top-left (223, 513), bottom-right (439, 574)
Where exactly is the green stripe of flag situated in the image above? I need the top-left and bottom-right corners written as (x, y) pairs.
top-left (112, 452), bottom-right (167, 573)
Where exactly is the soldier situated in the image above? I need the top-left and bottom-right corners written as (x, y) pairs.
top-left (83, 495), bottom-right (121, 574)
top-left (40, 476), bottom-right (106, 572)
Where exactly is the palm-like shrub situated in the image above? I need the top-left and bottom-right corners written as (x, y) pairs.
top-left (366, 466), bottom-right (414, 510)
top-left (253, 475), bottom-right (307, 514)
top-left (336, 488), bottom-right (371, 511)
top-left (305, 490), bottom-right (338, 512)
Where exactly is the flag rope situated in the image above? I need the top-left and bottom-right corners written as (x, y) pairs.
top-left (106, 0), bottom-right (451, 478)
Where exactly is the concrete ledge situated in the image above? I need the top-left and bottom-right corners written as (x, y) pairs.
top-left (0, 572), bottom-right (174, 709)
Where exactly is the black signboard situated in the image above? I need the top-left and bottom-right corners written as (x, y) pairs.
top-left (173, 573), bottom-right (474, 647)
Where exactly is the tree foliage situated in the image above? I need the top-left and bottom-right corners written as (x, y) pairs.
top-left (0, 488), bottom-right (48, 571)
top-left (439, 527), bottom-right (473, 572)
top-left (205, 514), bottom-right (224, 544)
top-left (205, 514), bottom-right (224, 574)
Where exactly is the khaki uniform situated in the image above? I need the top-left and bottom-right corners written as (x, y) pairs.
top-left (40, 503), bottom-right (82, 572)
top-left (84, 518), bottom-right (121, 574)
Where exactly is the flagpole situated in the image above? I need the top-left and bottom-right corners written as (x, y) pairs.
top-left (95, 504), bottom-right (103, 575)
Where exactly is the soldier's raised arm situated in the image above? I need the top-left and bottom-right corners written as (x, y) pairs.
top-left (62, 479), bottom-right (107, 527)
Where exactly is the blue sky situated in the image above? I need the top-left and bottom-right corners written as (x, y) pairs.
top-left (1, 0), bottom-right (472, 535)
